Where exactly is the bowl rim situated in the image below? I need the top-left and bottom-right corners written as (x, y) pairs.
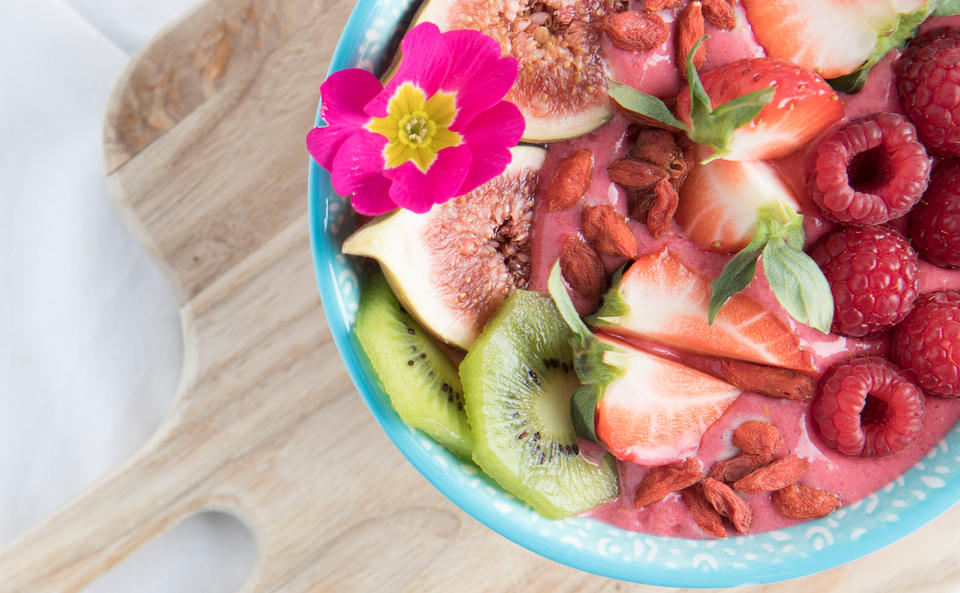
top-left (306, 2), bottom-right (960, 586)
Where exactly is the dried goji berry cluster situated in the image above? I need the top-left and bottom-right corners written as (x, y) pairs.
top-left (551, 127), bottom-right (694, 299)
top-left (633, 420), bottom-right (841, 538)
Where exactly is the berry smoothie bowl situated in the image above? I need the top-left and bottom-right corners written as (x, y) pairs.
top-left (308, 0), bottom-right (960, 585)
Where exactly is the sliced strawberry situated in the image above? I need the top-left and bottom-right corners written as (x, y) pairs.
top-left (743, 0), bottom-right (929, 83)
top-left (593, 248), bottom-right (815, 372)
top-left (594, 334), bottom-right (741, 465)
top-left (674, 57), bottom-right (843, 161)
top-left (676, 146), bottom-right (800, 253)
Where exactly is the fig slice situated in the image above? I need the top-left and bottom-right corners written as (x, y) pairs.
top-left (342, 145), bottom-right (547, 349)
top-left (409, 0), bottom-right (617, 142)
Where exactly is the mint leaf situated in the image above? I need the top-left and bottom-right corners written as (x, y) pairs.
top-left (548, 261), bottom-right (595, 347)
top-left (571, 385), bottom-right (600, 442)
top-left (607, 80), bottom-right (689, 132)
top-left (762, 239), bottom-right (834, 333)
top-left (934, 0), bottom-right (960, 17)
top-left (708, 231), bottom-right (766, 323)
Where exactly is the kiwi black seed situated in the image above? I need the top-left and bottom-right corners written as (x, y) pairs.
top-left (354, 271), bottom-right (471, 459)
top-left (460, 290), bottom-right (619, 519)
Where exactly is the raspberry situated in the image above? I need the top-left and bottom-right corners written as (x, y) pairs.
top-left (808, 112), bottom-right (931, 226)
top-left (897, 28), bottom-right (960, 157)
top-left (911, 160), bottom-right (960, 268)
top-left (892, 291), bottom-right (960, 398)
top-left (813, 357), bottom-right (925, 458)
top-left (810, 227), bottom-right (919, 337)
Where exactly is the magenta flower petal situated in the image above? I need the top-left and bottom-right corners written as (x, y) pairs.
top-left (385, 145), bottom-right (472, 213)
top-left (365, 23), bottom-right (450, 118)
top-left (349, 175), bottom-right (396, 216)
top-left (307, 125), bottom-right (353, 172)
top-left (439, 30), bottom-right (520, 131)
top-left (308, 69), bottom-right (382, 170)
top-left (320, 68), bottom-right (383, 125)
top-left (330, 129), bottom-right (389, 197)
top-left (457, 100), bottom-right (526, 194)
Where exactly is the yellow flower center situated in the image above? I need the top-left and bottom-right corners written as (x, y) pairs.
top-left (367, 83), bottom-right (461, 172)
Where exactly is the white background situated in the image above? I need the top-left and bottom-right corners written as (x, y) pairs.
top-left (1, 1), bottom-right (257, 591)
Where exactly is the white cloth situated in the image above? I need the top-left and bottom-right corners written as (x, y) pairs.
top-left (1, 1), bottom-right (255, 591)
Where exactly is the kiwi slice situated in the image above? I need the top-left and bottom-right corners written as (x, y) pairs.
top-left (460, 290), bottom-right (619, 519)
top-left (355, 271), bottom-right (472, 459)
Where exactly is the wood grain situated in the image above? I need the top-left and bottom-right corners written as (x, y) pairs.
top-left (0, 0), bottom-right (958, 591)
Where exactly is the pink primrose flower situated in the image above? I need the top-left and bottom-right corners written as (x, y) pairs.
top-left (307, 22), bottom-right (524, 215)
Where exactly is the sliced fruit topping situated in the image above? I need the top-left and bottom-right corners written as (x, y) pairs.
top-left (898, 27), bottom-right (960, 156)
top-left (412, 0), bottom-right (618, 141)
top-left (813, 356), bottom-right (925, 457)
top-left (459, 289), bottom-right (619, 519)
top-left (811, 226), bottom-right (920, 337)
top-left (592, 248), bottom-right (816, 372)
top-left (892, 290), bottom-right (960, 398)
top-left (609, 49), bottom-right (843, 161)
top-left (548, 265), bottom-right (741, 465)
top-left (742, 0), bottom-right (933, 92)
top-left (911, 160), bottom-right (960, 268)
top-left (809, 113), bottom-right (931, 226)
top-left (593, 334), bottom-right (741, 465)
top-left (343, 145), bottom-right (546, 349)
top-left (674, 57), bottom-right (844, 161)
top-left (355, 272), bottom-right (472, 459)
top-left (675, 146), bottom-right (801, 253)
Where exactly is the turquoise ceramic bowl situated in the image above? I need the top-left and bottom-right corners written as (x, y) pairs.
top-left (307, 1), bottom-right (960, 585)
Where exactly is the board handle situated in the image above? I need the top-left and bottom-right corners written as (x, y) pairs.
top-left (0, 430), bottom-right (226, 593)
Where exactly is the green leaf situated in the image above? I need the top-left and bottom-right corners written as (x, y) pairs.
top-left (548, 261), bottom-right (595, 347)
top-left (607, 80), bottom-right (689, 132)
top-left (570, 385), bottom-right (600, 442)
top-left (711, 87), bottom-right (776, 129)
top-left (679, 36), bottom-right (775, 160)
top-left (934, 0), bottom-right (960, 16)
top-left (708, 231), bottom-right (766, 323)
top-left (827, 68), bottom-right (871, 95)
top-left (588, 267), bottom-right (630, 326)
top-left (762, 239), bottom-right (834, 333)
top-left (685, 37), bottom-right (712, 112)
top-left (695, 87), bottom-right (776, 162)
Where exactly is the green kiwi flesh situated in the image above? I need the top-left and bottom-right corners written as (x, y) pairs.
top-left (355, 271), bottom-right (472, 459)
top-left (460, 290), bottom-right (619, 519)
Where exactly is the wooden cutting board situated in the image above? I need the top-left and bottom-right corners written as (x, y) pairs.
top-left (0, 0), bottom-right (958, 591)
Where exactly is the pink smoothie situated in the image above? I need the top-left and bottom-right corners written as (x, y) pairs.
top-left (528, 11), bottom-right (960, 537)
